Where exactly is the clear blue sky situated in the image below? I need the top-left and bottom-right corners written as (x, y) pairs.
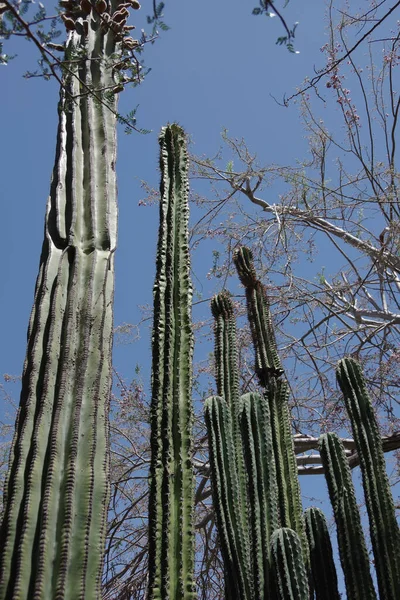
top-left (1, 0), bottom-right (327, 385)
top-left (1, 1), bottom-right (378, 592)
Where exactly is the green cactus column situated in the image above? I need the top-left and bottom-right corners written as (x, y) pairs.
top-left (233, 247), bottom-right (307, 561)
top-left (270, 528), bottom-right (309, 600)
top-left (337, 358), bottom-right (400, 600)
top-left (304, 507), bottom-right (340, 600)
top-left (148, 125), bottom-right (195, 600)
top-left (0, 4), bottom-right (138, 598)
top-left (319, 432), bottom-right (377, 599)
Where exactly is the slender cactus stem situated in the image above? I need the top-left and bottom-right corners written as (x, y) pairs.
top-left (148, 125), bottom-right (196, 600)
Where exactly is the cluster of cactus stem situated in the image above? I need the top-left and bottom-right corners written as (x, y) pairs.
top-left (1, 78), bottom-right (398, 598)
top-left (205, 246), bottom-right (400, 599)
top-left (0, 1), bottom-right (137, 596)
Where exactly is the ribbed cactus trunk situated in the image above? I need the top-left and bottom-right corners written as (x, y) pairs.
top-left (0, 3), bottom-right (135, 596)
top-left (148, 125), bottom-right (195, 599)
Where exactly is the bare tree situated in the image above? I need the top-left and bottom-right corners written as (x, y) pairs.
top-left (191, 2), bottom-right (400, 441)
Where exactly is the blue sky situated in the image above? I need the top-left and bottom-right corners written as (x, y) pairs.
top-left (2, 1), bottom-right (391, 593)
top-left (1, 0), bottom-right (327, 389)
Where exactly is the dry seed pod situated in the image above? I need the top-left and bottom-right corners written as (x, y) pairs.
top-left (80, 0), bottom-right (92, 13)
top-left (112, 7), bottom-right (128, 22)
top-left (124, 24), bottom-right (135, 30)
top-left (123, 36), bottom-right (139, 49)
top-left (83, 19), bottom-right (89, 34)
top-left (95, 0), bottom-right (107, 13)
top-left (59, 0), bottom-right (75, 9)
top-left (61, 14), bottom-right (76, 29)
top-left (128, 0), bottom-right (140, 8)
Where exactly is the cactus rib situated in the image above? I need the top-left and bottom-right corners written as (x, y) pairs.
top-left (148, 125), bottom-right (195, 600)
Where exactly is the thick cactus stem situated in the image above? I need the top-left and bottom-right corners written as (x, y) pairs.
top-left (204, 396), bottom-right (252, 600)
top-left (319, 433), bottom-right (377, 600)
top-left (240, 392), bottom-right (278, 598)
top-left (270, 528), bottom-right (309, 600)
top-left (0, 10), bottom-right (124, 598)
top-left (304, 507), bottom-right (340, 600)
top-left (148, 125), bottom-right (196, 600)
top-left (336, 358), bottom-right (400, 600)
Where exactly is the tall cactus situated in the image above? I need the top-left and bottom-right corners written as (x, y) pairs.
top-left (233, 247), bottom-right (307, 559)
top-left (148, 125), bottom-right (195, 600)
top-left (318, 432), bottom-right (377, 600)
top-left (337, 358), bottom-right (400, 600)
top-left (0, 3), bottom-right (138, 597)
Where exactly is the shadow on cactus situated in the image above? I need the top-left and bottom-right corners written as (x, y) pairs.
top-left (204, 246), bottom-right (400, 600)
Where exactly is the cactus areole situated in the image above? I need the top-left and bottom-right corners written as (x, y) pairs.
top-left (0, 2), bottom-right (140, 598)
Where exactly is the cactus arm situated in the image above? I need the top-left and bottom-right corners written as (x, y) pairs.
top-left (336, 358), bottom-right (400, 600)
top-left (204, 396), bottom-right (253, 600)
top-left (304, 507), bottom-right (340, 600)
top-left (210, 292), bottom-right (240, 417)
top-left (270, 528), bottom-right (309, 600)
top-left (240, 392), bottom-right (278, 599)
top-left (0, 5), bottom-right (129, 595)
top-left (148, 124), bottom-right (195, 600)
top-left (233, 247), bottom-right (283, 383)
top-left (318, 432), bottom-right (377, 600)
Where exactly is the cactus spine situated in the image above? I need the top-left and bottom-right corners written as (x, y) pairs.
top-left (0, 3), bottom-right (134, 596)
top-left (148, 125), bottom-right (195, 600)
top-left (304, 507), bottom-right (340, 600)
top-left (319, 432), bottom-right (377, 600)
top-left (336, 358), bottom-right (400, 600)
